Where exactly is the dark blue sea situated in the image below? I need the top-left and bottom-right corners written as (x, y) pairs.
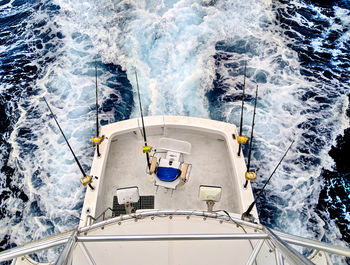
top-left (0, 0), bottom-right (349, 264)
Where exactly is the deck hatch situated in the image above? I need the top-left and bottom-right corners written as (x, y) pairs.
top-left (112, 196), bottom-right (155, 216)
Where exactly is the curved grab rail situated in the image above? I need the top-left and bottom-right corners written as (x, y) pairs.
top-left (1, 210), bottom-right (349, 263)
top-left (85, 207), bottom-right (114, 226)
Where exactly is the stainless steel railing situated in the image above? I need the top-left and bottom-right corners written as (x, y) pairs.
top-left (0, 210), bottom-right (349, 264)
top-left (264, 227), bottom-right (314, 265)
top-left (85, 207), bottom-right (114, 226)
top-left (55, 229), bottom-right (78, 265)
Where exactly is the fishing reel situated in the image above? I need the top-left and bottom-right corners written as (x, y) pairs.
top-left (92, 135), bottom-right (105, 146)
top-left (81, 175), bottom-right (98, 190)
top-left (244, 169), bottom-right (257, 189)
top-left (245, 171), bottom-right (256, 181)
top-left (237, 135), bottom-right (248, 145)
top-left (142, 145), bottom-right (152, 153)
top-left (241, 211), bottom-right (255, 223)
top-left (81, 175), bottom-right (92, 186)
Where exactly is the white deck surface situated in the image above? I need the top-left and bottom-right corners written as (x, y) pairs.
top-left (98, 128), bottom-right (240, 214)
top-left (80, 116), bottom-right (257, 227)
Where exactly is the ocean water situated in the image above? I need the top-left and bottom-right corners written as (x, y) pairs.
top-left (0, 0), bottom-right (349, 264)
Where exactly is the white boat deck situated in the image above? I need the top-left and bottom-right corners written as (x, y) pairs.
top-left (3, 117), bottom-right (346, 265)
top-left (98, 129), bottom-right (239, 214)
top-left (81, 116), bottom-right (257, 226)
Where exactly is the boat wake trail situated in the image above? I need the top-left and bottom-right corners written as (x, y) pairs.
top-left (0, 0), bottom-right (133, 261)
top-left (72, 0), bottom-right (270, 117)
top-left (0, 0), bottom-right (349, 264)
top-left (208, 0), bottom-right (350, 263)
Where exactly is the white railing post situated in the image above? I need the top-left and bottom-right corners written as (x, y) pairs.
top-left (246, 239), bottom-right (265, 265)
top-left (55, 228), bottom-right (78, 265)
top-left (265, 227), bottom-right (314, 265)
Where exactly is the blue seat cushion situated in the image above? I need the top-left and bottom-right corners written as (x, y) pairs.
top-left (156, 167), bottom-right (181, 182)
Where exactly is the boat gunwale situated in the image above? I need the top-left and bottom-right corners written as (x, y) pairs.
top-left (80, 116), bottom-right (257, 227)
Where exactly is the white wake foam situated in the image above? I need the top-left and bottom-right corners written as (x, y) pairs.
top-left (3, 0), bottom-right (349, 263)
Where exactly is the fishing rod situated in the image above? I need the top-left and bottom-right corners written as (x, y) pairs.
top-left (237, 62), bottom-right (247, 156)
top-left (43, 97), bottom-right (94, 190)
top-left (91, 62), bottom-right (103, 157)
top-left (244, 85), bottom-right (258, 189)
top-left (135, 71), bottom-right (151, 170)
top-left (242, 139), bottom-right (295, 222)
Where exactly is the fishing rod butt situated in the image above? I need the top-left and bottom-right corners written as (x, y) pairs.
top-left (243, 180), bottom-right (248, 189)
top-left (241, 208), bottom-right (255, 223)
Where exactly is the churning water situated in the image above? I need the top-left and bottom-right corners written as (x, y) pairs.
top-left (0, 0), bottom-right (349, 263)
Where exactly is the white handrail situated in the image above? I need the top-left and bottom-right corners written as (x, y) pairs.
top-left (55, 228), bottom-right (78, 265)
top-left (265, 227), bottom-right (314, 265)
top-left (0, 210), bottom-right (349, 263)
top-left (76, 233), bottom-right (269, 242)
top-left (0, 232), bottom-right (71, 262)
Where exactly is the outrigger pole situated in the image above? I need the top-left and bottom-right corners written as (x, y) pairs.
top-left (237, 62), bottom-right (247, 156)
top-left (44, 97), bottom-right (94, 190)
top-left (242, 139), bottom-right (295, 222)
top-left (91, 62), bottom-right (103, 157)
top-left (244, 85), bottom-right (258, 189)
top-left (135, 71), bottom-right (151, 170)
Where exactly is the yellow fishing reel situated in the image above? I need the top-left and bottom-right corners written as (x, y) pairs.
top-left (81, 175), bottom-right (92, 186)
top-left (237, 136), bottom-right (248, 145)
top-left (142, 145), bottom-right (152, 153)
top-left (245, 171), bottom-right (256, 181)
top-left (92, 136), bottom-right (103, 146)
